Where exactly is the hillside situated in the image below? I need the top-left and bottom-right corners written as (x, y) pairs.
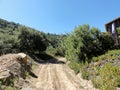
top-left (83, 50), bottom-right (120, 90)
top-left (0, 18), bottom-right (65, 56)
top-left (1, 18), bottom-right (120, 90)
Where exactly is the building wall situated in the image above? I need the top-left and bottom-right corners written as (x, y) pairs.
top-left (105, 18), bottom-right (120, 45)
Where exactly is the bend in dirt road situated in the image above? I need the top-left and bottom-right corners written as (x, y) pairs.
top-left (22, 57), bottom-right (98, 90)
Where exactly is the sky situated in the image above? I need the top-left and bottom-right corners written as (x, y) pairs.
top-left (0, 0), bottom-right (120, 34)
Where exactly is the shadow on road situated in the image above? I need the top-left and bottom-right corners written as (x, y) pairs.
top-left (29, 53), bottom-right (66, 64)
top-left (29, 71), bottom-right (38, 78)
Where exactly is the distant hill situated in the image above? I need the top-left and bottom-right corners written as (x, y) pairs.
top-left (0, 18), bottom-right (65, 55)
top-left (0, 18), bottom-right (42, 36)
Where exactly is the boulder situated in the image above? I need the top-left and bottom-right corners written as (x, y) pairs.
top-left (0, 53), bottom-right (27, 79)
top-left (18, 53), bottom-right (27, 63)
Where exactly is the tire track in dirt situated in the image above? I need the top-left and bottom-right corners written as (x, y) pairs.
top-left (30, 58), bottom-right (98, 90)
top-left (63, 65), bottom-right (83, 89)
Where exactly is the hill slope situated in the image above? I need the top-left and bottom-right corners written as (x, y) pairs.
top-left (0, 18), bottom-right (66, 55)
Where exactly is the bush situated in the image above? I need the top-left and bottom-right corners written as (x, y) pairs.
top-left (68, 61), bottom-right (80, 74)
top-left (117, 77), bottom-right (120, 87)
top-left (80, 61), bottom-right (90, 80)
top-left (63, 25), bottom-right (114, 64)
top-left (92, 50), bottom-right (120, 62)
top-left (46, 46), bottom-right (65, 57)
top-left (91, 62), bottom-right (120, 90)
top-left (81, 68), bottom-right (90, 80)
top-left (85, 50), bottom-right (120, 89)
top-left (19, 28), bottom-right (48, 53)
top-left (5, 86), bottom-right (14, 90)
top-left (99, 63), bottom-right (117, 90)
top-left (92, 76), bottom-right (101, 88)
top-left (46, 46), bottom-right (56, 56)
top-left (54, 46), bottom-right (65, 57)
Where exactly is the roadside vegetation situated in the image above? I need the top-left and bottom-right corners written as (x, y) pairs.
top-left (0, 18), bottom-right (120, 90)
top-left (0, 18), bottom-right (64, 89)
top-left (83, 50), bottom-right (120, 90)
top-left (59, 24), bottom-right (120, 90)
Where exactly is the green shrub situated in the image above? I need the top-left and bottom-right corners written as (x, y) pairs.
top-left (99, 64), bottom-right (117, 90)
top-left (46, 46), bottom-right (56, 56)
top-left (117, 77), bottom-right (120, 87)
top-left (81, 69), bottom-right (90, 80)
top-left (92, 76), bottom-right (101, 88)
top-left (93, 63), bottom-right (120, 90)
top-left (89, 50), bottom-right (120, 90)
top-left (107, 50), bottom-right (120, 55)
top-left (68, 61), bottom-right (80, 74)
top-left (80, 61), bottom-right (90, 80)
top-left (5, 86), bottom-right (14, 90)
top-left (92, 50), bottom-right (120, 62)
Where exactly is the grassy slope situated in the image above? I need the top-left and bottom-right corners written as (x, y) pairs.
top-left (69, 50), bottom-right (120, 90)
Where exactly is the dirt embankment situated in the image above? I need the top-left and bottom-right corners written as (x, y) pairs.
top-left (22, 58), bottom-right (98, 90)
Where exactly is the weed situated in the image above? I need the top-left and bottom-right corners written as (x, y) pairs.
top-left (81, 68), bottom-right (89, 80)
top-left (68, 61), bottom-right (80, 74)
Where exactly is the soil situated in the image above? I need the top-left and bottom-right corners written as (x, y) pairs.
top-left (22, 57), bottom-right (98, 90)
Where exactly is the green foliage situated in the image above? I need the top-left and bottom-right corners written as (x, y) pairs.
top-left (64, 34), bottom-right (81, 62)
top-left (63, 24), bottom-right (114, 63)
top-left (80, 61), bottom-right (90, 80)
top-left (0, 18), bottom-right (49, 55)
top-left (54, 46), bottom-right (65, 56)
top-left (100, 32), bottom-right (114, 50)
top-left (46, 44), bottom-right (65, 57)
top-left (63, 25), bottom-right (115, 85)
top-left (89, 50), bottom-right (120, 89)
top-left (45, 33), bottom-right (66, 57)
top-left (5, 86), bottom-right (13, 90)
top-left (92, 50), bottom-right (120, 62)
top-left (68, 61), bottom-right (80, 74)
top-left (117, 27), bottom-right (120, 35)
top-left (0, 18), bottom-right (119, 90)
top-left (91, 76), bottom-right (101, 88)
top-left (107, 49), bottom-right (120, 55)
top-left (117, 76), bottom-right (120, 87)
top-left (0, 24), bottom-right (20, 54)
top-left (0, 35), bottom-right (19, 54)
top-left (97, 63), bottom-right (120, 90)
top-left (18, 27), bottom-right (48, 53)
top-left (81, 67), bottom-right (89, 80)
top-left (46, 46), bottom-right (57, 56)
top-left (0, 77), bottom-right (15, 90)
top-left (46, 33), bottom-right (66, 48)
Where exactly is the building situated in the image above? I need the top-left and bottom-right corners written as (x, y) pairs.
top-left (105, 17), bottom-right (120, 45)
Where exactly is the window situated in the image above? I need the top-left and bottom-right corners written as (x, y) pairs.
top-left (112, 23), bottom-right (115, 33)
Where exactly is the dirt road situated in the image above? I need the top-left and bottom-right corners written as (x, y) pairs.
top-left (22, 58), bottom-right (97, 90)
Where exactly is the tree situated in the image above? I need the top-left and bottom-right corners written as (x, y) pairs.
top-left (18, 27), bottom-right (48, 53)
top-left (63, 24), bottom-right (92, 62)
top-left (63, 24), bottom-right (114, 63)
top-left (18, 27), bottom-right (33, 52)
top-left (32, 32), bottom-right (47, 52)
top-left (0, 18), bottom-right (49, 55)
top-left (100, 32), bottom-right (114, 50)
